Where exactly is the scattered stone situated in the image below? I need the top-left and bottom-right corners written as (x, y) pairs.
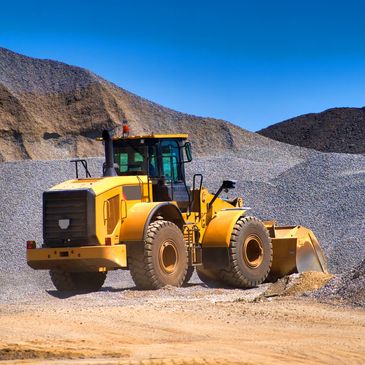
top-left (314, 258), bottom-right (365, 307)
top-left (262, 272), bottom-right (333, 298)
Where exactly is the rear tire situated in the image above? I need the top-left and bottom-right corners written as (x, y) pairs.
top-left (128, 220), bottom-right (188, 290)
top-left (49, 270), bottom-right (106, 292)
top-left (219, 216), bottom-right (272, 288)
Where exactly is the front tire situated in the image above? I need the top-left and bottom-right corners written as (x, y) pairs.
top-left (49, 270), bottom-right (107, 292)
top-left (128, 220), bottom-right (188, 290)
top-left (219, 216), bottom-right (272, 288)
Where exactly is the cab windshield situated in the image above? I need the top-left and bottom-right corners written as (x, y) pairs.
top-left (112, 138), bottom-right (183, 180)
top-left (114, 144), bottom-right (147, 176)
top-left (113, 139), bottom-right (159, 177)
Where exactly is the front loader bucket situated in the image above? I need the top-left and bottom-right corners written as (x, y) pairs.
top-left (264, 223), bottom-right (328, 279)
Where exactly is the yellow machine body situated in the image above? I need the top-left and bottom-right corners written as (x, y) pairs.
top-left (267, 224), bottom-right (327, 277)
top-left (27, 132), bottom-right (327, 280)
top-left (27, 244), bottom-right (126, 272)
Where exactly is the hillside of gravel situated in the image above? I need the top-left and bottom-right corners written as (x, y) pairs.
top-left (314, 258), bottom-right (365, 307)
top-left (189, 151), bottom-right (365, 275)
top-left (258, 107), bottom-right (365, 154)
top-left (0, 46), bottom-right (277, 162)
top-left (1, 142), bottom-right (364, 302)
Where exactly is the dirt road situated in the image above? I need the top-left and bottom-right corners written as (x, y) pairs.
top-left (0, 285), bottom-right (364, 365)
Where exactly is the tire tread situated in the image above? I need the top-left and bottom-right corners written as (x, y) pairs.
top-left (129, 220), bottom-right (187, 290)
top-left (218, 216), bottom-right (272, 288)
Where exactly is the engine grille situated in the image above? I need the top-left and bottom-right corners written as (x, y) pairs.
top-left (43, 189), bottom-right (97, 247)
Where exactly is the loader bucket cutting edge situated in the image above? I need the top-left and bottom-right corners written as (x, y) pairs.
top-left (268, 225), bottom-right (328, 279)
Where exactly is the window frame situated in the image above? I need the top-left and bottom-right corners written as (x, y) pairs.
top-left (159, 139), bottom-right (183, 182)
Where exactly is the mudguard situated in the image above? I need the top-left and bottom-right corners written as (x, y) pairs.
top-left (202, 209), bottom-right (245, 247)
top-left (119, 202), bottom-right (185, 242)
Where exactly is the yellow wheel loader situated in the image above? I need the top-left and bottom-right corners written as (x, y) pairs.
top-left (27, 130), bottom-right (327, 291)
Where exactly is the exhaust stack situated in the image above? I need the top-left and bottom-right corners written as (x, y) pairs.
top-left (102, 130), bottom-right (117, 177)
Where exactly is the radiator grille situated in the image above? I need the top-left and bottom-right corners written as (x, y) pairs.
top-left (43, 189), bottom-right (97, 247)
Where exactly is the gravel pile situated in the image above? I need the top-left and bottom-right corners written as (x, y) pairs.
top-left (0, 144), bottom-right (364, 303)
top-left (1, 46), bottom-right (282, 162)
top-left (0, 47), bottom-right (99, 94)
top-left (314, 258), bottom-right (365, 307)
top-left (0, 158), bottom-right (105, 303)
top-left (262, 272), bottom-right (333, 298)
top-left (258, 107), bottom-right (365, 154)
top-left (187, 150), bottom-right (365, 274)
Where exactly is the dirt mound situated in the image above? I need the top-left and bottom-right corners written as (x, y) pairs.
top-left (262, 272), bottom-right (333, 298)
top-left (258, 107), bottom-right (365, 154)
top-left (0, 343), bottom-right (129, 362)
top-left (0, 345), bottom-right (83, 361)
top-left (0, 47), bottom-right (271, 162)
top-left (314, 258), bottom-right (365, 306)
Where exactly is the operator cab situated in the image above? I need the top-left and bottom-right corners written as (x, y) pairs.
top-left (112, 134), bottom-right (192, 210)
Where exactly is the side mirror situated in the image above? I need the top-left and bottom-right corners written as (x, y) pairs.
top-left (184, 142), bottom-right (192, 163)
top-left (208, 180), bottom-right (236, 209)
top-left (222, 180), bottom-right (236, 190)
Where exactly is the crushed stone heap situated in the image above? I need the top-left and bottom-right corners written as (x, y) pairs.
top-left (314, 258), bottom-right (365, 307)
top-left (258, 107), bottom-right (365, 154)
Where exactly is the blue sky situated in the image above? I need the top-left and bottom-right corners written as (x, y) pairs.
top-left (1, 0), bottom-right (365, 131)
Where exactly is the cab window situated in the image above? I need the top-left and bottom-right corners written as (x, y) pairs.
top-left (148, 146), bottom-right (159, 177)
top-left (161, 140), bottom-right (182, 182)
top-left (114, 146), bottom-right (147, 175)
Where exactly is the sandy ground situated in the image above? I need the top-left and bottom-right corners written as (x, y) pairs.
top-left (0, 282), bottom-right (364, 365)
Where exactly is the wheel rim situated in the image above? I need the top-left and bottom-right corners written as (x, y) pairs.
top-left (159, 239), bottom-right (179, 274)
top-left (243, 234), bottom-right (264, 268)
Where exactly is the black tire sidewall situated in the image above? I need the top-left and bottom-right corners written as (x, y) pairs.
top-left (49, 270), bottom-right (106, 292)
top-left (234, 219), bottom-right (272, 283)
top-left (150, 223), bottom-right (187, 286)
top-left (72, 272), bottom-right (106, 291)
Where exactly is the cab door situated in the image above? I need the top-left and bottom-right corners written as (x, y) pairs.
top-left (152, 139), bottom-right (190, 211)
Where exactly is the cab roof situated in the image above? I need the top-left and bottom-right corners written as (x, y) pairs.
top-left (97, 133), bottom-right (188, 141)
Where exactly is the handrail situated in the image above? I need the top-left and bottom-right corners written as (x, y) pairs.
top-left (191, 174), bottom-right (203, 217)
top-left (70, 159), bottom-right (91, 178)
